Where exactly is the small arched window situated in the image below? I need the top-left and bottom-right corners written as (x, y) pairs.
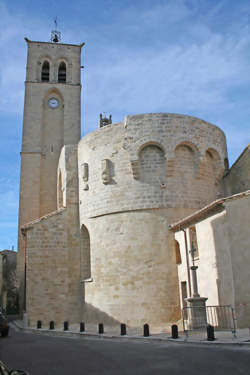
top-left (41, 61), bottom-right (50, 82)
top-left (81, 225), bottom-right (91, 279)
top-left (58, 62), bottom-right (66, 83)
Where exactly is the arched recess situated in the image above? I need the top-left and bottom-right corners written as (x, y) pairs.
top-left (174, 143), bottom-right (197, 180)
top-left (41, 60), bottom-right (50, 81)
top-left (175, 141), bottom-right (199, 154)
top-left (138, 141), bottom-right (166, 156)
top-left (131, 136), bottom-right (166, 162)
top-left (80, 225), bottom-right (91, 280)
top-left (39, 88), bottom-right (64, 216)
top-left (58, 61), bottom-right (67, 82)
top-left (205, 148), bottom-right (223, 182)
top-left (57, 170), bottom-right (64, 209)
top-left (175, 240), bottom-right (182, 264)
top-left (139, 143), bottom-right (166, 183)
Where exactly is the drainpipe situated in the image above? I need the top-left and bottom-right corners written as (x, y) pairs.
top-left (181, 229), bottom-right (192, 298)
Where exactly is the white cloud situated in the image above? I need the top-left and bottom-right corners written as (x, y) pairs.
top-left (83, 32), bottom-right (250, 131)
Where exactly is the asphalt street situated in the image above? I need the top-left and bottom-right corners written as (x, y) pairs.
top-left (1, 328), bottom-right (250, 375)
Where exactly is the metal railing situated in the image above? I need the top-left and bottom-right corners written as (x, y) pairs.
top-left (182, 305), bottom-right (237, 337)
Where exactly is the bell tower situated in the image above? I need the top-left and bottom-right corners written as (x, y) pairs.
top-left (17, 31), bottom-right (84, 312)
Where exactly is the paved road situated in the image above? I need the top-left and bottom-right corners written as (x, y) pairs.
top-left (1, 328), bottom-right (250, 375)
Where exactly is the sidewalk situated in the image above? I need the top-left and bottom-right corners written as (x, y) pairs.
top-left (10, 320), bottom-right (250, 346)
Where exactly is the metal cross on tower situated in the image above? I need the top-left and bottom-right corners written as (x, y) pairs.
top-left (50, 17), bottom-right (61, 43)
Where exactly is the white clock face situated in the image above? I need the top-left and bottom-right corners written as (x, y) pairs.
top-left (48, 98), bottom-right (59, 108)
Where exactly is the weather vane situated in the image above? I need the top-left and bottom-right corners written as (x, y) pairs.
top-left (50, 16), bottom-right (61, 43)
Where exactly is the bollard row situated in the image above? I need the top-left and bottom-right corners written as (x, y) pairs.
top-left (36, 320), bottom-right (215, 340)
top-left (36, 320), bottom-right (147, 336)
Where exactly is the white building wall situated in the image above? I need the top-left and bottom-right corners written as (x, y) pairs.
top-left (176, 211), bottom-right (235, 310)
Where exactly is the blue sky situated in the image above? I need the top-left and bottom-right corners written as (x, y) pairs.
top-left (0, 0), bottom-right (250, 250)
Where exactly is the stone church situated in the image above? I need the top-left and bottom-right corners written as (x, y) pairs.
top-left (17, 35), bottom-right (250, 330)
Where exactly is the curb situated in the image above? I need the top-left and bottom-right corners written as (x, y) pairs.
top-left (10, 321), bottom-right (250, 347)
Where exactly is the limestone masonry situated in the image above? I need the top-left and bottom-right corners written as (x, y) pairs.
top-left (17, 38), bottom-right (250, 329)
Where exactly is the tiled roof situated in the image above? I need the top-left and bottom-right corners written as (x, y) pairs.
top-left (21, 208), bottom-right (66, 230)
top-left (169, 190), bottom-right (250, 232)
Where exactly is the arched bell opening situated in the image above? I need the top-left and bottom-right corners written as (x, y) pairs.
top-left (58, 61), bottom-right (66, 83)
top-left (41, 60), bottom-right (50, 82)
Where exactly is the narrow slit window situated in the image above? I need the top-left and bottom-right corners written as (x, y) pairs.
top-left (175, 240), bottom-right (182, 264)
top-left (58, 62), bottom-right (66, 82)
top-left (41, 61), bottom-right (50, 81)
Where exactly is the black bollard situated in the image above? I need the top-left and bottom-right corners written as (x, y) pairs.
top-left (37, 320), bottom-right (42, 329)
top-left (98, 323), bottom-right (104, 334)
top-left (64, 321), bottom-right (68, 331)
top-left (80, 322), bottom-right (85, 332)
top-left (207, 324), bottom-right (215, 341)
top-left (171, 324), bottom-right (179, 339)
top-left (121, 323), bottom-right (126, 336)
top-left (143, 323), bottom-right (150, 337)
top-left (49, 321), bottom-right (54, 330)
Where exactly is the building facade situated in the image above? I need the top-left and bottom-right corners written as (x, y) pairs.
top-left (18, 37), bottom-right (250, 329)
top-left (170, 190), bottom-right (250, 328)
top-left (0, 250), bottom-right (18, 314)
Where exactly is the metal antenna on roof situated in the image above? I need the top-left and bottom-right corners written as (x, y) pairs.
top-left (50, 16), bottom-right (61, 43)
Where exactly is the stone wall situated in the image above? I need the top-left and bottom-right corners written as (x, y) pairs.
top-left (23, 145), bottom-right (81, 327)
top-left (224, 144), bottom-right (250, 195)
top-left (82, 208), bottom-right (195, 328)
top-left (25, 209), bottom-right (69, 326)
